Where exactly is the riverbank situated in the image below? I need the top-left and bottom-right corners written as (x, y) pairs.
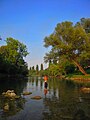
top-left (65, 75), bottom-right (90, 83)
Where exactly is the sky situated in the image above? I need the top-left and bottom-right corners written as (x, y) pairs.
top-left (0, 0), bottom-right (90, 69)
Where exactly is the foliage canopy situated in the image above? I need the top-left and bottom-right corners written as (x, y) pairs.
top-left (0, 37), bottom-right (29, 75)
top-left (44, 18), bottom-right (90, 75)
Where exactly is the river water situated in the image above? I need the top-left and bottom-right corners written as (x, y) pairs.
top-left (0, 76), bottom-right (90, 120)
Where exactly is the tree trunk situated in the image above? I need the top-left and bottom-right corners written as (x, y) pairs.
top-left (72, 60), bottom-right (88, 75)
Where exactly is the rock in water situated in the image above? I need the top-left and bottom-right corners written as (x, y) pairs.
top-left (31, 96), bottom-right (42, 100)
top-left (3, 103), bottom-right (9, 111)
top-left (22, 92), bottom-right (32, 95)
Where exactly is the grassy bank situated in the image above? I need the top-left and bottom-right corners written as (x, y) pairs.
top-left (65, 74), bottom-right (90, 85)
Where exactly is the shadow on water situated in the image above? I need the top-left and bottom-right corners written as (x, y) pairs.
top-left (0, 76), bottom-right (28, 119)
top-left (0, 76), bottom-right (28, 95)
top-left (0, 76), bottom-right (90, 120)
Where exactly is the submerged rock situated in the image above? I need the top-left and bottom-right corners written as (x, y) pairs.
top-left (22, 92), bottom-right (32, 95)
top-left (31, 96), bottom-right (42, 100)
top-left (3, 103), bottom-right (9, 112)
top-left (81, 87), bottom-right (90, 93)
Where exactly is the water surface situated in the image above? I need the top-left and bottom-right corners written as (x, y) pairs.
top-left (0, 76), bottom-right (90, 120)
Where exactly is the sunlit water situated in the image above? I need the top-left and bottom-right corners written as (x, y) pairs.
top-left (0, 76), bottom-right (90, 120)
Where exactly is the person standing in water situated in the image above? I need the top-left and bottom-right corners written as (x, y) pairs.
top-left (44, 75), bottom-right (48, 96)
top-left (44, 75), bottom-right (48, 82)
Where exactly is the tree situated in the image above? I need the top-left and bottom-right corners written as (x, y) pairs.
top-left (36, 64), bottom-right (39, 75)
top-left (36, 64), bottom-right (39, 71)
top-left (44, 20), bottom-right (90, 75)
top-left (0, 37), bottom-right (29, 75)
top-left (40, 63), bottom-right (43, 70)
top-left (29, 67), bottom-right (31, 71)
top-left (48, 63), bottom-right (64, 76)
top-left (76, 18), bottom-right (90, 33)
top-left (29, 66), bottom-right (36, 76)
top-left (32, 66), bottom-right (35, 70)
top-left (5, 37), bottom-right (28, 66)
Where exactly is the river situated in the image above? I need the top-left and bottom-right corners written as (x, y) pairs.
top-left (0, 76), bottom-right (90, 120)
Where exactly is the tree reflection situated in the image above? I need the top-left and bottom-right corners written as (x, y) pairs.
top-left (0, 96), bottom-right (25, 118)
top-left (0, 76), bottom-right (28, 119)
top-left (43, 79), bottom-right (90, 120)
top-left (0, 76), bottom-right (28, 95)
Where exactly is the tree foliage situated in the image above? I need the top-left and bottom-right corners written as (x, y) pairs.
top-left (36, 65), bottom-right (39, 71)
top-left (40, 63), bottom-right (43, 70)
top-left (44, 18), bottom-right (90, 75)
top-left (0, 37), bottom-right (29, 75)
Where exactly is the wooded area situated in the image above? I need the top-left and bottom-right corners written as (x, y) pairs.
top-left (43, 18), bottom-right (90, 76)
top-left (0, 18), bottom-right (90, 77)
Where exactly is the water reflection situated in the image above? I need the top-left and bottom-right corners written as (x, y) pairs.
top-left (0, 77), bottom-right (90, 120)
top-left (43, 79), bottom-right (90, 120)
top-left (44, 89), bottom-right (48, 96)
top-left (0, 76), bottom-right (28, 95)
top-left (0, 97), bottom-right (25, 118)
top-left (0, 76), bottom-right (27, 119)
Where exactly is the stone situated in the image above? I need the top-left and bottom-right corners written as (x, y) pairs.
top-left (2, 90), bottom-right (18, 99)
top-left (22, 92), bottom-right (32, 95)
top-left (81, 87), bottom-right (90, 93)
top-left (31, 96), bottom-right (42, 100)
top-left (3, 103), bottom-right (9, 111)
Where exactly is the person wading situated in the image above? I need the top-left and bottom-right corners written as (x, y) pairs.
top-left (44, 75), bottom-right (48, 96)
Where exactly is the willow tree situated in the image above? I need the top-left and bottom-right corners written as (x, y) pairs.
top-left (44, 20), bottom-right (90, 75)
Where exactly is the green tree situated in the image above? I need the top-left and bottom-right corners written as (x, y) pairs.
top-left (29, 66), bottom-right (36, 76)
top-left (48, 63), bottom-right (63, 76)
top-left (40, 63), bottom-right (43, 70)
top-left (49, 60), bottom-right (52, 67)
top-left (36, 64), bottom-right (39, 75)
top-left (6, 37), bottom-right (28, 66)
top-left (44, 20), bottom-right (90, 75)
top-left (32, 66), bottom-right (35, 70)
top-left (76, 18), bottom-right (90, 33)
top-left (29, 67), bottom-right (31, 71)
top-left (36, 64), bottom-right (39, 71)
top-left (0, 37), bottom-right (29, 75)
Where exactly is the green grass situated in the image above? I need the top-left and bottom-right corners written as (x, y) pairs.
top-left (66, 73), bottom-right (90, 78)
top-left (71, 74), bottom-right (90, 78)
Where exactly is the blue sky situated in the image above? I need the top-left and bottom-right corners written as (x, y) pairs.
top-left (0, 0), bottom-right (90, 69)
